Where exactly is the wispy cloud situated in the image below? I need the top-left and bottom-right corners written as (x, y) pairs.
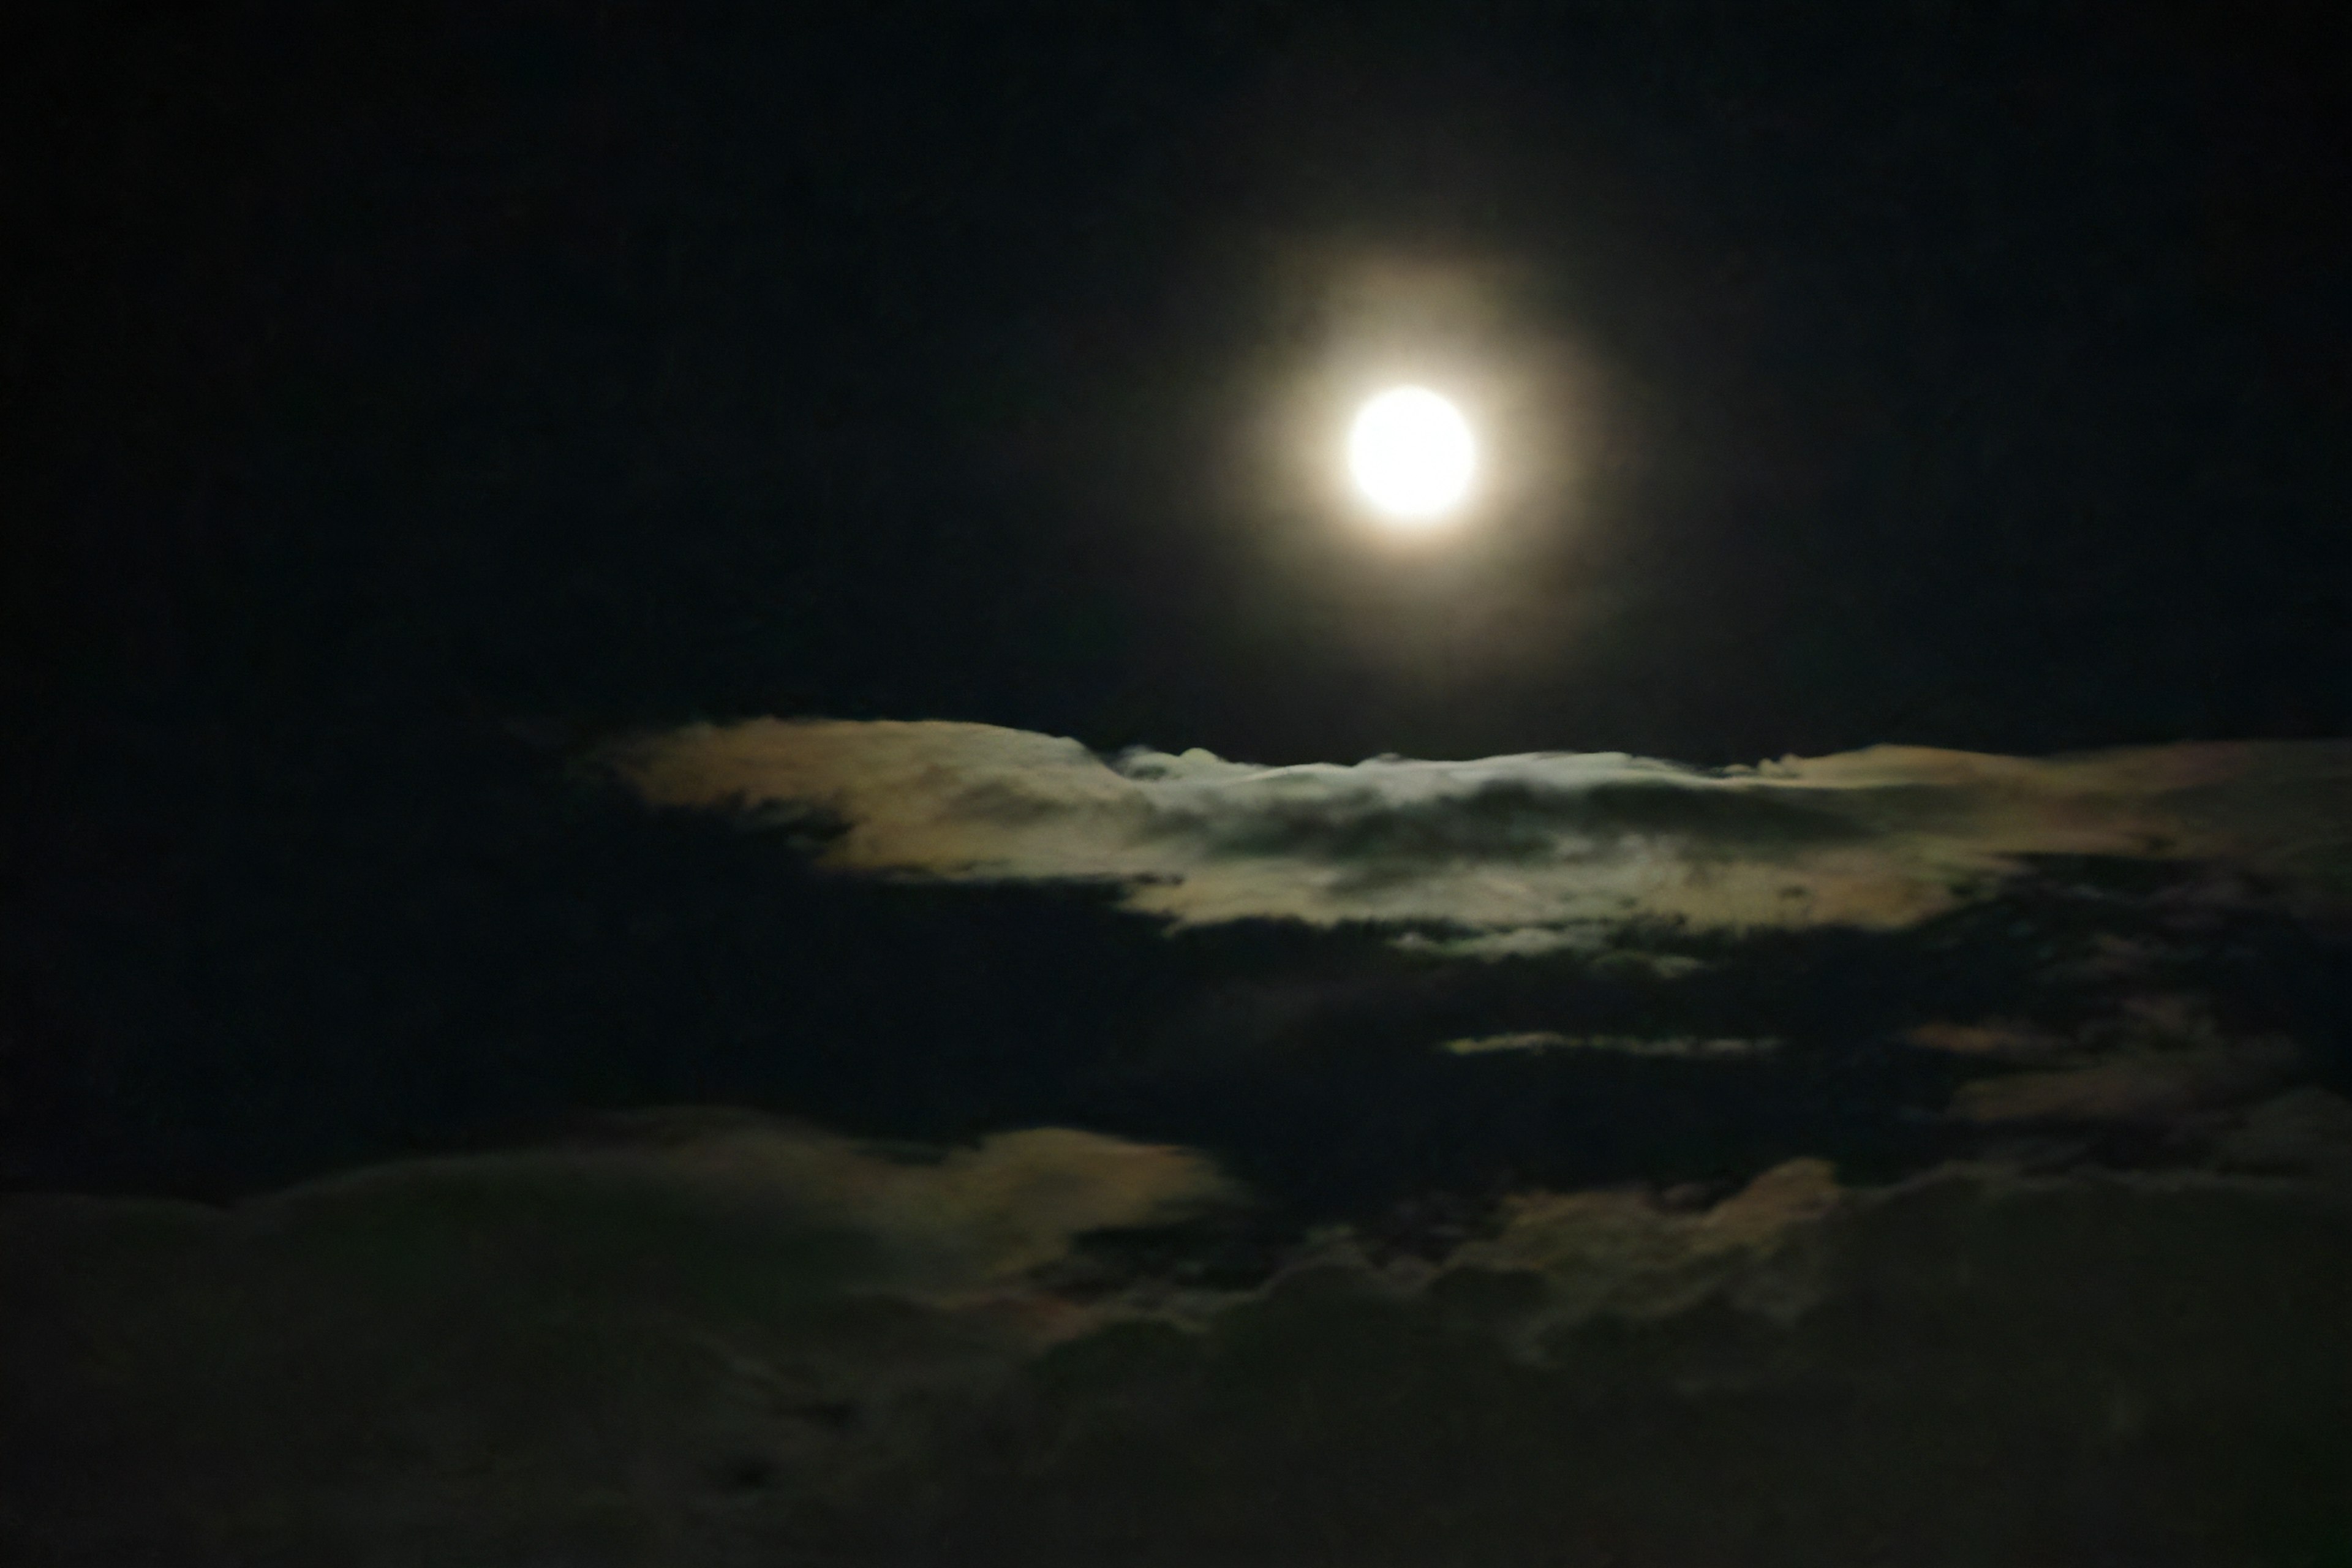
top-left (268, 1110), bottom-right (1234, 1300)
top-left (1441, 1031), bottom-right (1779, 1058)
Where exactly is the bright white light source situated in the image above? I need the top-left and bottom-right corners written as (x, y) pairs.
top-left (1347, 386), bottom-right (1476, 525)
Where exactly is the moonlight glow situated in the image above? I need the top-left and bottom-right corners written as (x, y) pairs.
top-left (1348, 386), bottom-right (1476, 525)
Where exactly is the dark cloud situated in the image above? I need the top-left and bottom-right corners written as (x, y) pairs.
top-left (1906, 1017), bottom-right (2078, 1058)
top-left (10, 1117), bottom-right (2346, 1566)
top-left (1161, 770), bottom-right (1869, 868)
top-left (2212, 1088), bottom-right (2352, 1182)
top-left (1916, 994), bottom-right (2307, 1140)
top-left (1948, 1045), bottom-right (2301, 1128)
top-left (0, 1114), bottom-right (1227, 1562)
top-left (852, 1164), bottom-right (2352, 1567)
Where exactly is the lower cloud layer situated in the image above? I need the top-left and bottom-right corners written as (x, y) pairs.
top-left (7, 1111), bottom-right (2346, 1566)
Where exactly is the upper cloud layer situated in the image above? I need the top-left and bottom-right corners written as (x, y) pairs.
top-left (611, 720), bottom-right (2350, 946)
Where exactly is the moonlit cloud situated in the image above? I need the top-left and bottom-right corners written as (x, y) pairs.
top-left (1441, 1156), bottom-right (1843, 1325)
top-left (611, 719), bottom-right (2351, 949)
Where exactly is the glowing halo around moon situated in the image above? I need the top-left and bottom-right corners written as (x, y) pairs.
top-left (1346, 385), bottom-right (1476, 527)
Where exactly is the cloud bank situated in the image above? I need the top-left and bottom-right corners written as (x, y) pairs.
top-left (611, 720), bottom-right (2350, 949)
top-left (12, 1115), bottom-right (2347, 1566)
top-left (0, 1114), bottom-right (1229, 1561)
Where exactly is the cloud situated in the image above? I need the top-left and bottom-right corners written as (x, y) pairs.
top-left (0, 1114), bottom-right (1231, 1559)
top-left (227, 1110), bottom-right (1233, 1306)
top-left (1441, 1030), bottom-right (1780, 1058)
top-left (11, 1118), bottom-right (2349, 1564)
top-left (1905, 1017), bottom-right (2076, 1058)
top-left (857, 1161), bottom-right (2352, 1566)
top-left (2211, 1088), bottom-right (2352, 1181)
top-left (610, 719), bottom-right (2351, 949)
top-left (1947, 1045), bottom-right (2301, 1125)
top-left (1435, 1155), bottom-right (1841, 1325)
top-left (1916, 994), bottom-right (2304, 1129)
top-left (1393, 926), bottom-right (1715, 968)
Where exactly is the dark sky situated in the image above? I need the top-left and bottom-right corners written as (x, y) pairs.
top-left (7, 2), bottom-right (2343, 765)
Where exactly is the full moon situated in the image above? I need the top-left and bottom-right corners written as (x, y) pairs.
top-left (1347, 386), bottom-right (1476, 526)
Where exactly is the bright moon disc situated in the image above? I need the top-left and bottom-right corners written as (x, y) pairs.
top-left (1348, 386), bottom-right (1476, 524)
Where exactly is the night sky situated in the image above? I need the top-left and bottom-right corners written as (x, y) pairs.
top-left (4, 5), bottom-right (2349, 1564)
